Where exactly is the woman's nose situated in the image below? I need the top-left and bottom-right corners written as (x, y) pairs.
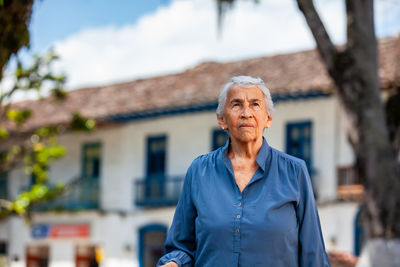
top-left (241, 105), bottom-right (252, 118)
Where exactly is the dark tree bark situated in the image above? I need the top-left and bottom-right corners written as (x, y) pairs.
top-left (0, 0), bottom-right (34, 80)
top-left (296, 0), bottom-right (400, 240)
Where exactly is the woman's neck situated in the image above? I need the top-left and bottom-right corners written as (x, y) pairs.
top-left (228, 137), bottom-right (263, 161)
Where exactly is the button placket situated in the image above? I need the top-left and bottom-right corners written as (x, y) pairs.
top-left (233, 197), bottom-right (243, 253)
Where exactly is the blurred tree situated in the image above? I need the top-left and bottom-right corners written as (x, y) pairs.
top-left (0, 0), bottom-right (96, 219)
top-left (217, 0), bottom-right (400, 264)
top-left (0, 0), bottom-right (33, 81)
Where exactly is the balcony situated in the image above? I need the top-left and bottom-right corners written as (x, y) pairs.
top-left (24, 178), bottom-right (99, 211)
top-left (337, 166), bottom-right (363, 202)
top-left (134, 176), bottom-right (184, 207)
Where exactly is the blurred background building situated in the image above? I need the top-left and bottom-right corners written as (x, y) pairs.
top-left (0, 35), bottom-right (398, 267)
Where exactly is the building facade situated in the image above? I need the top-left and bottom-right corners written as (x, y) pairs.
top-left (0, 36), bottom-right (399, 267)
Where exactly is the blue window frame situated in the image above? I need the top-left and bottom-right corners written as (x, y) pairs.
top-left (138, 224), bottom-right (167, 267)
top-left (286, 121), bottom-right (317, 198)
top-left (146, 135), bottom-right (167, 199)
top-left (82, 142), bottom-right (102, 179)
top-left (286, 121), bottom-right (313, 173)
top-left (354, 206), bottom-right (365, 256)
top-left (0, 172), bottom-right (7, 200)
top-left (212, 129), bottom-right (228, 151)
top-left (146, 136), bottom-right (167, 178)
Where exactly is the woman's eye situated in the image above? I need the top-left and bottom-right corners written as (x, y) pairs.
top-left (253, 103), bottom-right (259, 106)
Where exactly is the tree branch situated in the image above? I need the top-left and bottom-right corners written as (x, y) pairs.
top-left (296, 0), bottom-right (338, 74)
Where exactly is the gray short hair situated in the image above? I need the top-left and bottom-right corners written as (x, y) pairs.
top-left (216, 76), bottom-right (275, 117)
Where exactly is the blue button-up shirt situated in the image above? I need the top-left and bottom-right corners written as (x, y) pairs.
top-left (158, 138), bottom-right (331, 267)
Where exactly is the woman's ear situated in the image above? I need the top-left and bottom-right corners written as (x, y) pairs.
top-left (217, 115), bottom-right (228, 130)
top-left (265, 116), bottom-right (273, 128)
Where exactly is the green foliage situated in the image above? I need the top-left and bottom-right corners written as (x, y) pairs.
top-left (71, 112), bottom-right (96, 131)
top-left (0, 50), bottom-right (96, 218)
top-left (0, 126), bottom-right (8, 139)
top-left (11, 183), bottom-right (64, 216)
top-left (7, 108), bottom-right (32, 126)
top-left (12, 50), bottom-right (67, 99)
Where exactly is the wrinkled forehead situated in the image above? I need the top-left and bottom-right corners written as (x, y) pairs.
top-left (226, 84), bottom-right (266, 101)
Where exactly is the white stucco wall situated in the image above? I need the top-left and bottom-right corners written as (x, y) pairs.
top-left (335, 99), bottom-right (355, 166)
top-left (319, 202), bottom-right (360, 253)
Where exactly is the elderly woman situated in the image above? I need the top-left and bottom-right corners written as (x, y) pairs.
top-left (158, 76), bottom-right (331, 267)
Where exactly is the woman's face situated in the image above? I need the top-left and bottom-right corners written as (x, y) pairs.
top-left (218, 85), bottom-right (272, 144)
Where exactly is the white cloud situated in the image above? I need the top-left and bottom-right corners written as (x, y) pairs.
top-left (35, 0), bottom-right (400, 90)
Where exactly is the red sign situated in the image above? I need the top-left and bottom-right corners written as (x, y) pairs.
top-left (49, 224), bottom-right (90, 238)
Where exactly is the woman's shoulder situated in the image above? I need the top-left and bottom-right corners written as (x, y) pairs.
top-left (269, 146), bottom-right (306, 172)
top-left (190, 147), bottom-right (222, 168)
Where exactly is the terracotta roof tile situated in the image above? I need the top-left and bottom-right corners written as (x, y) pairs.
top-left (5, 36), bottom-right (400, 132)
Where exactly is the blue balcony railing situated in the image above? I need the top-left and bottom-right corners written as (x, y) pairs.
top-left (134, 176), bottom-right (184, 207)
top-left (22, 178), bottom-right (99, 211)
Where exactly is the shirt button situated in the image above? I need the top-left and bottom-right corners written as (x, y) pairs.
top-left (236, 215), bottom-right (241, 219)
top-left (238, 202), bottom-right (242, 207)
top-left (235, 228), bottom-right (240, 233)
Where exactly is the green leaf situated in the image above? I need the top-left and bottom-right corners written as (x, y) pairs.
top-left (48, 146), bottom-right (66, 158)
top-left (0, 127), bottom-right (9, 139)
top-left (50, 87), bottom-right (67, 100)
top-left (35, 126), bottom-right (59, 137)
top-left (7, 109), bottom-right (32, 125)
top-left (71, 112), bottom-right (96, 131)
top-left (31, 184), bottom-right (49, 199)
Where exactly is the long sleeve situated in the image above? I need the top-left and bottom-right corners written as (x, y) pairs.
top-left (296, 161), bottom-right (331, 267)
top-left (157, 165), bottom-right (197, 267)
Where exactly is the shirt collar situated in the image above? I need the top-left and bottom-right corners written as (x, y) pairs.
top-left (221, 136), bottom-right (270, 172)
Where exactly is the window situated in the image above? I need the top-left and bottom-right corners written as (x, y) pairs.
top-left (146, 136), bottom-right (166, 178)
top-left (0, 172), bottom-right (7, 200)
top-left (0, 241), bottom-right (7, 267)
top-left (139, 224), bottom-right (167, 267)
top-left (145, 136), bottom-right (167, 199)
top-left (82, 142), bottom-right (101, 179)
top-left (212, 129), bottom-right (228, 151)
top-left (0, 151), bottom-right (8, 200)
top-left (286, 121), bottom-right (313, 172)
top-left (286, 121), bottom-right (316, 197)
top-left (79, 142), bottom-right (101, 209)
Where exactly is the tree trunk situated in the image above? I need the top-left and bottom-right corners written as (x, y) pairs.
top-left (296, 1), bottom-right (400, 265)
top-left (0, 0), bottom-right (34, 80)
top-left (297, 0), bottom-right (400, 240)
top-left (298, 1), bottom-right (400, 265)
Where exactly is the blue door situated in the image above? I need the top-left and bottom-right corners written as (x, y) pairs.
top-left (354, 206), bottom-right (365, 256)
top-left (286, 121), bottom-right (316, 197)
top-left (81, 142), bottom-right (101, 208)
top-left (139, 224), bottom-right (167, 267)
top-left (286, 121), bottom-right (312, 171)
top-left (146, 136), bottom-right (167, 199)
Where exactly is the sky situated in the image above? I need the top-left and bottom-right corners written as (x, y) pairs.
top-left (3, 0), bottom-right (400, 101)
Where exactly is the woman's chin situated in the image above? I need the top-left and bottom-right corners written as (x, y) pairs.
top-left (232, 134), bottom-right (260, 143)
